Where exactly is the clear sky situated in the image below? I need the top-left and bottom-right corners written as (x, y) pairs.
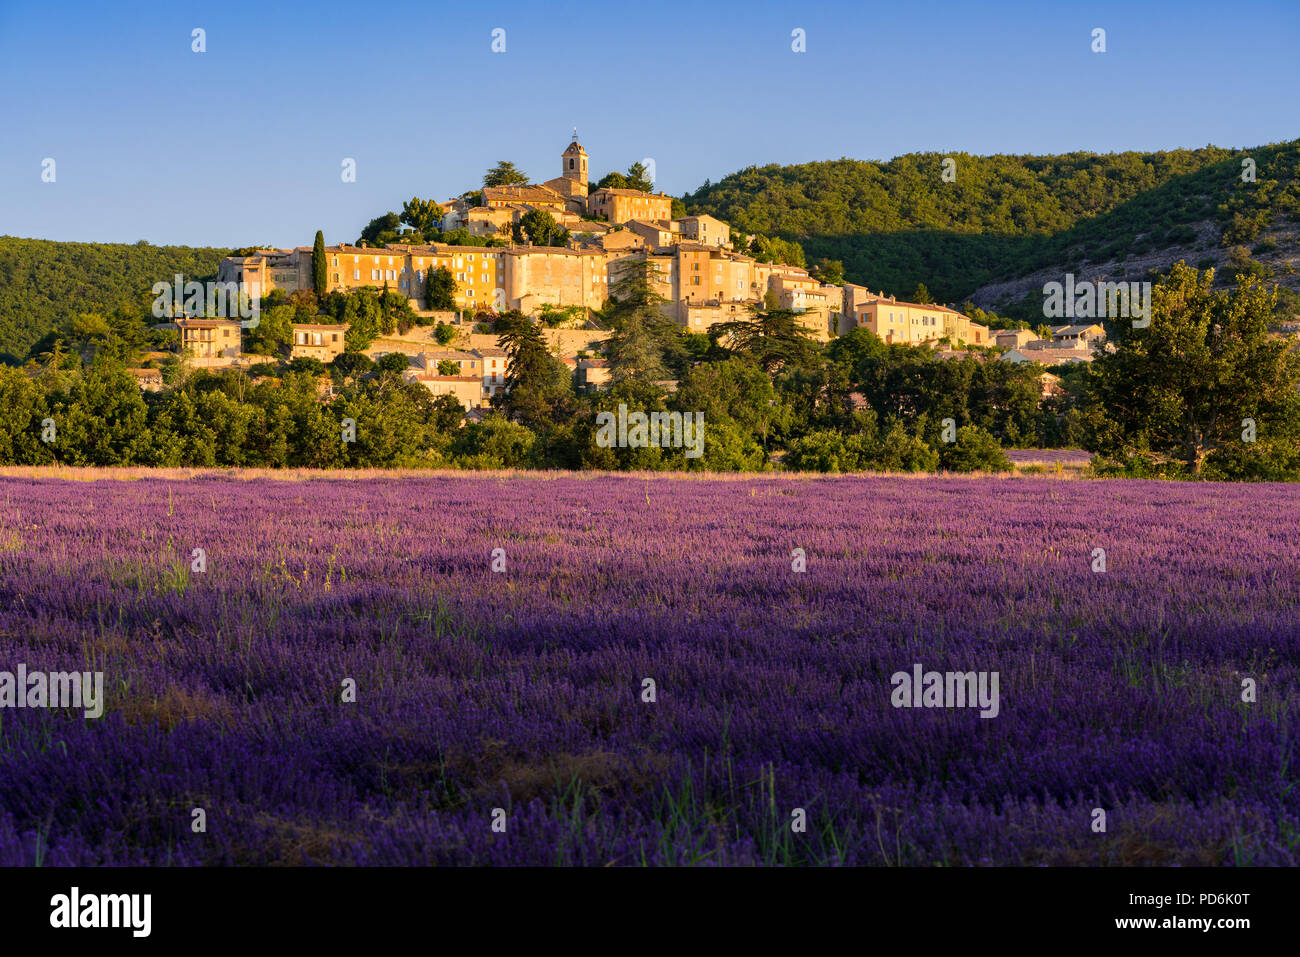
top-left (1, 0), bottom-right (1296, 248)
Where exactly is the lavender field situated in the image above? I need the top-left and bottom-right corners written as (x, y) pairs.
top-left (0, 472), bottom-right (1297, 866)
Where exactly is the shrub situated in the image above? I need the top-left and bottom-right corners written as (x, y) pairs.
top-left (449, 414), bottom-right (537, 469)
top-left (938, 426), bottom-right (1012, 473)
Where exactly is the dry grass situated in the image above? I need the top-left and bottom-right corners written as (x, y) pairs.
top-left (467, 746), bottom-right (674, 805)
top-left (247, 814), bottom-right (358, 866)
top-left (1027, 805), bottom-right (1229, 866)
top-left (0, 464), bottom-right (1091, 483)
top-left (116, 685), bottom-right (238, 731)
top-left (413, 740), bottom-right (676, 807)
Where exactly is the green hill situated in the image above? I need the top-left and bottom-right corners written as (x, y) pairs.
top-left (683, 140), bottom-right (1300, 314)
top-left (0, 237), bottom-right (229, 361)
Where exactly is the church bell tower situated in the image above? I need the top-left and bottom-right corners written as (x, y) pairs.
top-left (562, 130), bottom-right (588, 190)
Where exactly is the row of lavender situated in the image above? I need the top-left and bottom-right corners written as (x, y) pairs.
top-left (0, 474), bottom-right (1296, 865)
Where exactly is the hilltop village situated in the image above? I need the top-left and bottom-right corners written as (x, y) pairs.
top-left (155, 137), bottom-right (1108, 409)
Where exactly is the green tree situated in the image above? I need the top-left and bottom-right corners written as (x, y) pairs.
top-left (429, 393), bottom-right (466, 432)
top-left (812, 259), bottom-right (845, 284)
top-left (494, 313), bottom-right (574, 431)
top-left (577, 379), bottom-right (670, 472)
top-left (149, 388), bottom-right (217, 466)
top-left (968, 360), bottom-right (1042, 447)
top-left (603, 258), bottom-right (675, 384)
top-left (938, 425), bottom-right (1012, 472)
top-left (625, 161), bottom-right (653, 193)
top-left (595, 172), bottom-right (630, 190)
top-left (450, 413), bottom-right (537, 468)
top-left (1085, 262), bottom-right (1300, 477)
top-left (783, 429), bottom-right (855, 472)
top-left (426, 267), bottom-right (457, 310)
top-left (245, 303), bottom-right (294, 356)
top-left (333, 378), bottom-right (445, 468)
top-left (319, 288), bottom-right (410, 350)
top-left (749, 234), bottom-right (806, 267)
top-left (714, 308), bottom-right (819, 375)
top-left (376, 352), bottom-right (411, 376)
top-left (287, 356), bottom-right (328, 377)
top-left (48, 361), bottom-right (151, 465)
top-left (784, 417), bottom-right (938, 473)
top-left (357, 212), bottom-right (402, 246)
top-left (312, 231), bottom-right (328, 298)
top-left (518, 210), bottom-right (567, 247)
top-left (401, 197), bottom-right (443, 237)
top-left (672, 357), bottom-right (780, 463)
top-left (484, 161), bottom-right (530, 188)
top-left (330, 351), bottom-right (373, 383)
top-left (0, 366), bottom-right (52, 464)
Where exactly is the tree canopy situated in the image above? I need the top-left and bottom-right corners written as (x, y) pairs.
top-left (1085, 262), bottom-right (1300, 478)
top-left (484, 161), bottom-right (530, 188)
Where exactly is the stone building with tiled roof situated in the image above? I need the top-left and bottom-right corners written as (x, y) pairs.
top-left (845, 292), bottom-right (990, 347)
top-left (587, 186), bottom-right (673, 224)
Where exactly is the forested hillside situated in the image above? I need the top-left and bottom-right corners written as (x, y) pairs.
top-left (0, 237), bottom-right (229, 360)
top-left (683, 140), bottom-right (1300, 310)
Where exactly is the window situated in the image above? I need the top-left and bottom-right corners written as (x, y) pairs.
top-left (354, 270), bottom-right (360, 280)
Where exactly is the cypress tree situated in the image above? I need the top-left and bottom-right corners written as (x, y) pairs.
top-left (312, 230), bottom-right (327, 298)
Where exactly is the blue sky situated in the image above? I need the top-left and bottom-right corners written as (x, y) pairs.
top-left (1, 0), bottom-right (1296, 248)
